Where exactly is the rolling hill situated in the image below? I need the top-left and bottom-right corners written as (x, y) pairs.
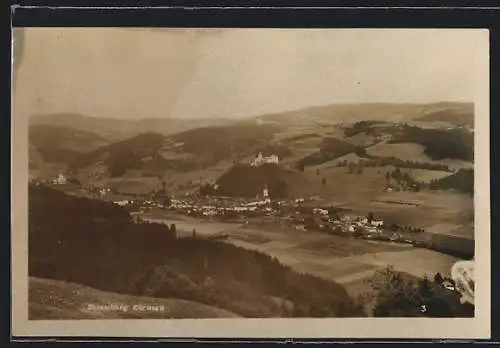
top-left (389, 125), bottom-right (474, 161)
top-left (70, 132), bottom-right (173, 177)
top-left (69, 124), bottom-right (284, 179)
top-left (429, 169), bottom-right (474, 195)
top-left (30, 113), bottom-right (237, 141)
top-left (414, 104), bottom-right (474, 127)
top-left (254, 102), bottom-right (473, 126)
top-left (214, 163), bottom-right (301, 198)
top-left (29, 124), bottom-right (110, 165)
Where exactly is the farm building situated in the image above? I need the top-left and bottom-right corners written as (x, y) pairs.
top-left (251, 152), bottom-right (279, 167)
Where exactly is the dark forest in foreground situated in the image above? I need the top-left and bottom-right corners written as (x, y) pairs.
top-left (28, 185), bottom-right (364, 318)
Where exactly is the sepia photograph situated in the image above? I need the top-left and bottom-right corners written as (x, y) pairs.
top-left (11, 27), bottom-right (490, 338)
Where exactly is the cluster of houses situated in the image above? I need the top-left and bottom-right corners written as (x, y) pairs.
top-left (167, 190), bottom-right (275, 218)
top-left (51, 173), bottom-right (67, 185)
top-left (320, 213), bottom-right (385, 235)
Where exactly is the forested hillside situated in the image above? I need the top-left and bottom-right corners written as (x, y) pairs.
top-left (29, 185), bottom-right (365, 318)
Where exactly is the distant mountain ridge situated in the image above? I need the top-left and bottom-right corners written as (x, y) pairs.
top-left (30, 113), bottom-right (237, 141)
top-left (254, 102), bottom-right (474, 126)
top-left (30, 101), bottom-right (474, 138)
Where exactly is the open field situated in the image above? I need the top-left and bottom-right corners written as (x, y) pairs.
top-left (365, 142), bottom-right (473, 171)
top-left (107, 176), bottom-right (161, 194)
top-left (29, 277), bottom-right (239, 320)
top-left (400, 168), bottom-right (453, 183)
top-left (291, 166), bottom-right (386, 203)
top-left (312, 186), bottom-right (474, 230)
top-left (313, 152), bottom-right (369, 170)
top-left (366, 142), bottom-right (432, 162)
top-left (365, 191), bottom-right (474, 229)
top-left (143, 211), bottom-right (460, 294)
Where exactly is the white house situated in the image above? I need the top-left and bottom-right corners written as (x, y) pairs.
top-left (251, 152), bottom-right (279, 167)
top-left (313, 208), bottom-right (329, 216)
top-left (371, 219), bottom-right (384, 227)
top-left (53, 173), bottom-right (67, 185)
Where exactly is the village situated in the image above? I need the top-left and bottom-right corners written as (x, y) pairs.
top-left (37, 170), bottom-right (436, 250)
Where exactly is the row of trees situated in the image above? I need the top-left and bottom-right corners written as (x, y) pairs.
top-left (336, 157), bottom-right (452, 172)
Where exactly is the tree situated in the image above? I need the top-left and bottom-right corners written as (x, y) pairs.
top-left (367, 212), bottom-right (374, 224)
top-left (403, 172), bottom-right (412, 185)
top-left (418, 275), bottom-right (434, 299)
top-left (434, 273), bottom-right (444, 285)
top-left (370, 266), bottom-right (463, 318)
top-left (370, 266), bottom-right (421, 317)
top-left (163, 195), bottom-right (171, 207)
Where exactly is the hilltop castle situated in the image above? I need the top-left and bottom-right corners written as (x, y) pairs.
top-left (251, 152), bottom-right (279, 167)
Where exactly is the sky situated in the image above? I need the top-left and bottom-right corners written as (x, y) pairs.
top-left (13, 28), bottom-right (485, 120)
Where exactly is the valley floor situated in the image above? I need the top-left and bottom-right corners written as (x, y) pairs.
top-left (143, 212), bottom-right (460, 299)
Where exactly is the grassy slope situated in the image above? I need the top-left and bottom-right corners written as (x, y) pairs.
top-left (29, 277), bottom-right (239, 319)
